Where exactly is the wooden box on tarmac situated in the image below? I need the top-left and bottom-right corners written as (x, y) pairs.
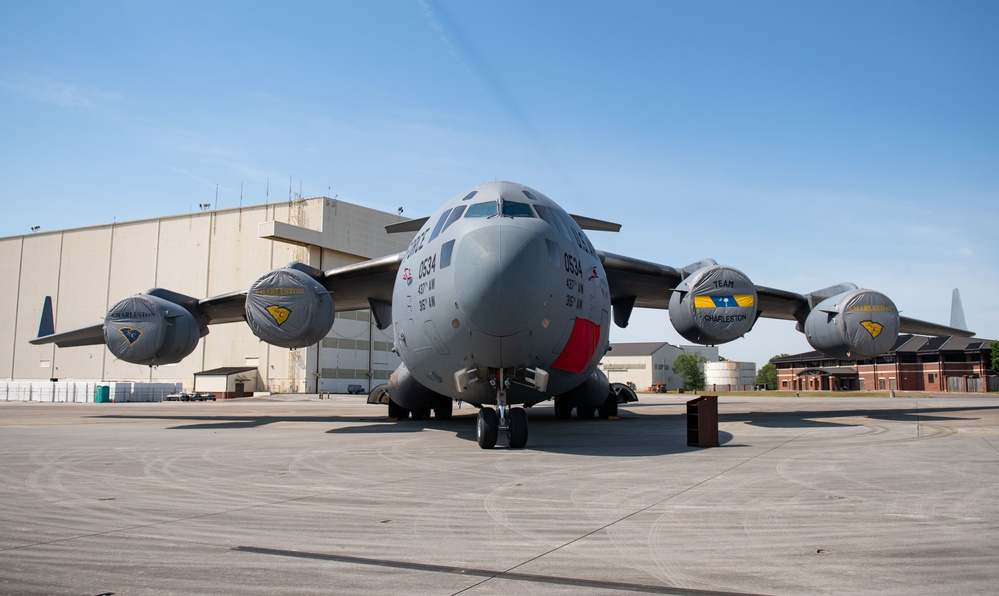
top-left (686, 395), bottom-right (719, 447)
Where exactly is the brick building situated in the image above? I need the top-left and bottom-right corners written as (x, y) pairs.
top-left (774, 335), bottom-right (997, 393)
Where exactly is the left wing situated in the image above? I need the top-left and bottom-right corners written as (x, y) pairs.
top-left (599, 251), bottom-right (973, 338)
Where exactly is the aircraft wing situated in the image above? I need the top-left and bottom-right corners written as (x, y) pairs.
top-left (751, 286), bottom-right (972, 336)
top-left (191, 252), bottom-right (404, 326)
top-left (196, 290), bottom-right (249, 324)
top-left (897, 316), bottom-right (972, 337)
top-left (599, 251), bottom-right (806, 319)
top-left (321, 252), bottom-right (403, 311)
top-left (195, 252), bottom-right (404, 324)
top-left (31, 252), bottom-right (406, 347)
top-left (30, 322), bottom-right (106, 347)
top-left (599, 251), bottom-right (973, 337)
top-left (599, 251), bottom-right (682, 309)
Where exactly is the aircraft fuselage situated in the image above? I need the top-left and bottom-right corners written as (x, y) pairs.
top-left (391, 181), bottom-right (611, 408)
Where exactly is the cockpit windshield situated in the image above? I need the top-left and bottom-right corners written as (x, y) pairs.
top-left (501, 201), bottom-right (535, 218)
top-left (465, 201), bottom-right (498, 218)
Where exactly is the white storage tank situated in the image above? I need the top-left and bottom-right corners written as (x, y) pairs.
top-left (705, 361), bottom-right (757, 391)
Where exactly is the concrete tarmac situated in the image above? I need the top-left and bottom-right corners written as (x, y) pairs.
top-left (1, 394), bottom-right (997, 595)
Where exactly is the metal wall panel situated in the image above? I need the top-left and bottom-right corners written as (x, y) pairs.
top-left (0, 237), bottom-right (24, 378)
top-left (12, 233), bottom-right (63, 379)
top-left (99, 220), bottom-right (164, 381)
top-left (49, 227), bottom-right (113, 380)
top-left (107, 221), bottom-right (160, 296)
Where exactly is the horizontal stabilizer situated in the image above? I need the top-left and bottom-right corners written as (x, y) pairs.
top-left (570, 214), bottom-right (621, 232)
top-left (950, 289), bottom-right (967, 331)
top-left (385, 217), bottom-right (429, 234)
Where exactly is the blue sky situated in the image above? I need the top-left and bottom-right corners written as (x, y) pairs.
top-left (2, 1), bottom-right (996, 366)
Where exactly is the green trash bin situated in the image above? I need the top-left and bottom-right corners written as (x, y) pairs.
top-left (95, 385), bottom-right (110, 403)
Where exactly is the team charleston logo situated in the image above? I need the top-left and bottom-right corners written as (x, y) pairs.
top-left (861, 320), bottom-right (883, 339)
top-left (265, 305), bottom-right (292, 326)
top-left (119, 327), bottom-right (142, 345)
top-left (693, 295), bottom-right (755, 308)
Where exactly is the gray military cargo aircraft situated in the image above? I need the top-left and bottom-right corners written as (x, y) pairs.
top-left (31, 181), bottom-right (973, 449)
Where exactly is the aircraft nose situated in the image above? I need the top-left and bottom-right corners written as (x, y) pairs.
top-left (454, 224), bottom-right (546, 337)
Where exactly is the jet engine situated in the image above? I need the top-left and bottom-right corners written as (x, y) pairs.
top-left (669, 265), bottom-right (758, 344)
top-left (804, 289), bottom-right (900, 360)
top-left (245, 267), bottom-right (334, 348)
top-left (387, 362), bottom-right (441, 411)
top-left (561, 368), bottom-right (611, 410)
top-left (104, 294), bottom-right (200, 365)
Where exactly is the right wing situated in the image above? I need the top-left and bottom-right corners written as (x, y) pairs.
top-left (191, 252), bottom-right (405, 326)
top-left (321, 252), bottom-right (403, 311)
top-left (31, 253), bottom-right (406, 347)
top-left (29, 295), bottom-right (105, 347)
top-left (30, 323), bottom-right (106, 347)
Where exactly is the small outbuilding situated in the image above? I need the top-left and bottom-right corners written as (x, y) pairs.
top-left (599, 342), bottom-right (719, 392)
top-left (193, 367), bottom-right (259, 399)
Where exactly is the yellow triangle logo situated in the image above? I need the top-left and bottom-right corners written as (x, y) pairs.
top-left (266, 305), bottom-right (291, 326)
top-left (860, 320), bottom-right (883, 339)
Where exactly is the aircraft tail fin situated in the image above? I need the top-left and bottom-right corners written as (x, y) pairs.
top-left (950, 288), bottom-right (967, 331)
top-left (37, 296), bottom-right (55, 338)
top-left (30, 296), bottom-right (106, 348)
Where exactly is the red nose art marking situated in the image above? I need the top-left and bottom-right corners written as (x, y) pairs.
top-left (552, 318), bottom-right (600, 374)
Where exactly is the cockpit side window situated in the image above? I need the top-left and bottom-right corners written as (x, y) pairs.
top-left (501, 201), bottom-right (535, 218)
top-left (462, 191), bottom-right (478, 201)
top-left (441, 205), bottom-right (466, 232)
top-left (465, 201), bottom-right (498, 218)
top-left (535, 204), bottom-right (572, 241)
top-left (428, 208), bottom-right (452, 242)
top-left (555, 209), bottom-right (596, 256)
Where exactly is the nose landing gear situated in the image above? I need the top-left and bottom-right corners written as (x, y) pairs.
top-left (476, 369), bottom-right (529, 449)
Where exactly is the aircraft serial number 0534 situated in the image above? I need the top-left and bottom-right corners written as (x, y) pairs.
top-left (418, 253), bottom-right (437, 279)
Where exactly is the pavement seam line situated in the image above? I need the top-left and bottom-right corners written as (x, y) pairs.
top-left (455, 426), bottom-right (820, 594)
top-left (0, 488), bottom-right (337, 554)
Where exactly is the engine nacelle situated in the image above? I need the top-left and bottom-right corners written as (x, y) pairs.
top-left (669, 265), bottom-right (758, 344)
top-left (387, 362), bottom-right (440, 411)
top-left (561, 368), bottom-right (611, 410)
top-left (245, 267), bottom-right (334, 348)
top-left (804, 289), bottom-right (900, 360)
top-left (104, 294), bottom-right (200, 365)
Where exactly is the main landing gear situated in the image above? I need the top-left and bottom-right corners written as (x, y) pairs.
top-left (553, 392), bottom-right (620, 420)
top-left (387, 396), bottom-right (453, 421)
top-left (476, 369), bottom-right (528, 449)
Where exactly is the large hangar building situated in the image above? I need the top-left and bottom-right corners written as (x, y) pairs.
top-left (2, 197), bottom-right (415, 394)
